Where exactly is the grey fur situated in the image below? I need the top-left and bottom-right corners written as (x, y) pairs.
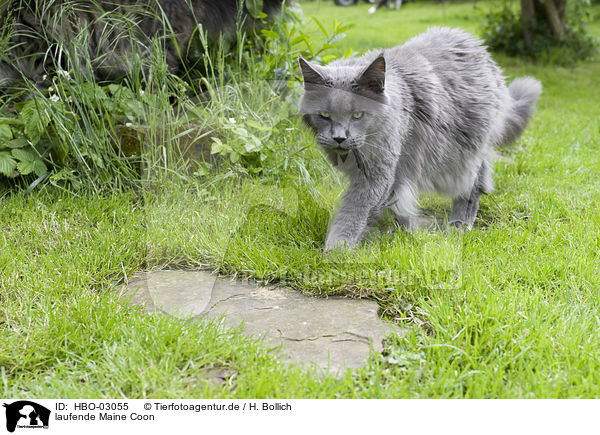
top-left (299, 27), bottom-right (542, 250)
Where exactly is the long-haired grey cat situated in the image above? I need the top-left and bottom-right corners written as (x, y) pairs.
top-left (299, 27), bottom-right (542, 251)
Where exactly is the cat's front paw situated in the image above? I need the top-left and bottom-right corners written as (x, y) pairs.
top-left (449, 219), bottom-right (473, 232)
top-left (324, 236), bottom-right (356, 252)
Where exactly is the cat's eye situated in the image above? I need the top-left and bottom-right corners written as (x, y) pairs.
top-left (319, 111), bottom-right (330, 119)
top-left (352, 112), bottom-right (364, 119)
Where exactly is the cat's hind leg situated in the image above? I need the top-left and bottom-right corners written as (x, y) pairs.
top-left (367, 204), bottom-right (384, 227)
top-left (449, 161), bottom-right (492, 230)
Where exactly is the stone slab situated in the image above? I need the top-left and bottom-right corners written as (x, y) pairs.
top-left (118, 271), bottom-right (397, 372)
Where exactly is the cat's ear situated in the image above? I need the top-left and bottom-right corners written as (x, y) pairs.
top-left (298, 55), bottom-right (327, 88)
top-left (358, 55), bottom-right (386, 94)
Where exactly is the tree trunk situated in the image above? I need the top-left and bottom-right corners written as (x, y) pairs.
top-left (544, 0), bottom-right (567, 41)
top-left (521, 0), bottom-right (537, 51)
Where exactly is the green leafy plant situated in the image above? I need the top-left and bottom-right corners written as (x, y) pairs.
top-left (0, 116), bottom-right (47, 178)
top-left (210, 118), bottom-right (273, 170)
top-left (183, 5), bottom-right (354, 178)
top-left (253, 11), bottom-right (355, 79)
top-left (0, 70), bottom-right (170, 190)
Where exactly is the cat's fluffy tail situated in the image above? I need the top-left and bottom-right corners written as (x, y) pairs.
top-left (497, 77), bottom-right (542, 146)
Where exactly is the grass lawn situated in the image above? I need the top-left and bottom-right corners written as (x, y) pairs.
top-left (2, 1), bottom-right (600, 398)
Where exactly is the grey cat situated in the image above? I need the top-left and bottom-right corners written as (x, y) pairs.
top-left (299, 27), bottom-right (542, 251)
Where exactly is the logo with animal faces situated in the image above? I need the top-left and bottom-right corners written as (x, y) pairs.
top-left (2, 401), bottom-right (50, 433)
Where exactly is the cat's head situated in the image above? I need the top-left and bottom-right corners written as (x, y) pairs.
top-left (298, 54), bottom-right (388, 152)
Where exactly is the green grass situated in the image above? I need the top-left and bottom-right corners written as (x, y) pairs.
top-left (2, 1), bottom-right (600, 398)
top-left (301, 0), bottom-right (489, 51)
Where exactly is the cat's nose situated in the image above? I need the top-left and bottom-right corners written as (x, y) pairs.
top-left (333, 136), bottom-right (346, 144)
